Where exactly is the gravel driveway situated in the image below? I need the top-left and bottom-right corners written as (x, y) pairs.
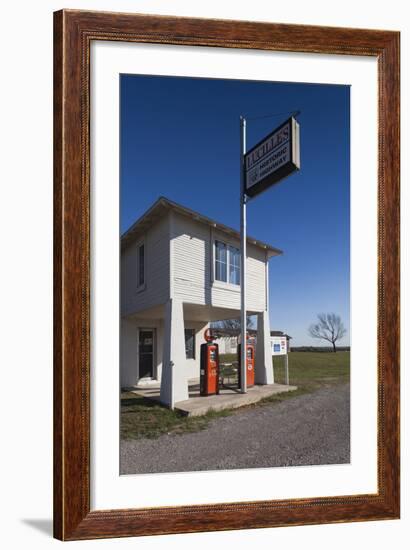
top-left (120, 383), bottom-right (350, 475)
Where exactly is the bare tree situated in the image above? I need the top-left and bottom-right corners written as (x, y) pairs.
top-left (308, 313), bottom-right (347, 352)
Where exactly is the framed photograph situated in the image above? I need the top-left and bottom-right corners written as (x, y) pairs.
top-left (54, 9), bottom-right (400, 540)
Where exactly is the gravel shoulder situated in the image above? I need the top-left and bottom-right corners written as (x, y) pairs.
top-left (120, 383), bottom-right (350, 475)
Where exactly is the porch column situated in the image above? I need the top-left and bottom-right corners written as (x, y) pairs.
top-left (160, 298), bottom-right (189, 408)
top-left (255, 310), bottom-right (274, 384)
top-left (120, 318), bottom-right (138, 388)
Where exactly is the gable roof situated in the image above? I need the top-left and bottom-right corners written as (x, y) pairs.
top-left (121, 197), bottom-right (283, 258)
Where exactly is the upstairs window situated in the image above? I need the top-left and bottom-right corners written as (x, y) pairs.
top-left (215, 240), bottom-right (227, 282)
top-left (215, 240), bottom-right (240, 285)
top-left (228, 245), bottom-right (240, 285)
top-left (137, 242), bottom-right (145, 288)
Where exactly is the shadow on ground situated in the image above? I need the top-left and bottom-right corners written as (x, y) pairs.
top-left (21, 519), bottom-right (53, 537)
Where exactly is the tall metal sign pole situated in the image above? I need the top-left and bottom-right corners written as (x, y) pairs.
top-left (240, 116), bottom-right (247, 393)
top-left (239, 113), bottom-right (300, 394)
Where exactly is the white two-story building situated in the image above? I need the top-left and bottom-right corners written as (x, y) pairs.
top-left (121, 197), bottom-right (282, 408)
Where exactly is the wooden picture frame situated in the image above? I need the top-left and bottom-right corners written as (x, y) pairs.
top-left (53, 9), bottom-right (400, 541)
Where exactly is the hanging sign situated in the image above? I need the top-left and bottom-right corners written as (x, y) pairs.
top-left (245, 116), bottom-right (300, 198)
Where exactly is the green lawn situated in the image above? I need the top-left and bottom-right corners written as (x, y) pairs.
top-left (259, 350), bottom-right (350, 405)
top-left (121, 351), bottom-right (350, 440)
top-left (274, 351), bottom-right (350, 388)
top-left (121, 394), bottom-right (232, 440)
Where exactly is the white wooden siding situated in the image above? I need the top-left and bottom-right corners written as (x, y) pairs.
top-left (121, 214), bottom-right (170, 316)
top-left (246, 245), bottom-right (268, 311)
top-left (172, 213), bottom-right (267, 313)
top-left (172, 213), bottom-right (211, 305)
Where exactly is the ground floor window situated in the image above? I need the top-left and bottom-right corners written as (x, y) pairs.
top-left (184, 328), bottom-right (195, 359)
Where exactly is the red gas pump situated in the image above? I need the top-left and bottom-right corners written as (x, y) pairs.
top-left (237, 342), bottom-right (255, 388)
top-left (200, 329), bottom-right (220, 396)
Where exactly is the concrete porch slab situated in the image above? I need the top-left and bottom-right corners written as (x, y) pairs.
top-left (132, 381), bottom-right (298, 417)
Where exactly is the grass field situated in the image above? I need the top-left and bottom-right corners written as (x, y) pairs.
top-left (121, 351), bottom-right (350, 440)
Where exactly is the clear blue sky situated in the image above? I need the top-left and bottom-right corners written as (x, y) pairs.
top-left (120, 74), bottom-right (350, 346)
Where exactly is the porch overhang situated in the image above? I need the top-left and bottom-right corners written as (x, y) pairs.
top-left (123, 302), bottom-right (262, 323)
top-left (183, 303), bottom-right (260, 323)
